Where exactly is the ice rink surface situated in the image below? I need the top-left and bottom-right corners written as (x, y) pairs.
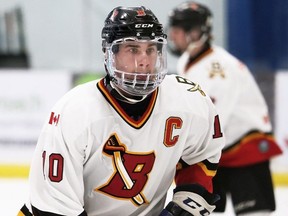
top-left (1, 178), bottom-right (287, 216)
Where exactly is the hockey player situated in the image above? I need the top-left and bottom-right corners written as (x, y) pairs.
top-left (167, 1), bottom-right (283, 216)
top-left (18, 6), bottom-right (225, 216)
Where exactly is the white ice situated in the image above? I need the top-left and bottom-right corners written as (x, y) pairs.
top-left (1, 178), bottom-right (287, 216)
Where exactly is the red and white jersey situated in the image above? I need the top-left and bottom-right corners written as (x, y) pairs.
top-left (177, 45), bottom-right (282, 167)
top-left (25, 75), bottom-right (224, 215)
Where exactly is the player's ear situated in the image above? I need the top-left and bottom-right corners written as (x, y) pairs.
top-left (188, 28), bottom-right (201, 41)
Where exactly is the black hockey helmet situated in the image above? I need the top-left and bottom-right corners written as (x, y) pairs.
top-left (102, 6), bottom-right (167, 51)
top-left (101, 6), bottom-right (168, 99)
top-left (168, 1), bottom-right (212, 34)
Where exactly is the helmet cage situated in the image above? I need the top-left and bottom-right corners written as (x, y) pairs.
top-left (105, 37), bottom-right (168, 97)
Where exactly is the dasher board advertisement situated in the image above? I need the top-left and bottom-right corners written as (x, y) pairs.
top-left (0, 70), bottom-right (71, 149)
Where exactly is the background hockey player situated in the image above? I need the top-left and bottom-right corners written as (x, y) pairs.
top-left (167, 1), bottom-right (282, 215)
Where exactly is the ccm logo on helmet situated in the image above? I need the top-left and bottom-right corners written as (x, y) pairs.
top-left (135, 24), bottom-right (154, 28)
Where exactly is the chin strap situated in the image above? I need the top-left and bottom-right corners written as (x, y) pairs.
top-left (105, 76), bottom-right (147, 104)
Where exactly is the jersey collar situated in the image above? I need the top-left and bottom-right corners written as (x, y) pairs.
top-left (97, 78), bottom-right (158, 129)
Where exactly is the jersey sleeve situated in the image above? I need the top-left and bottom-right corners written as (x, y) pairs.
top-left (27, 95), bottom-right (89, 215)
top-left (175, 94), bottom-right (225, 193)
top-left (219, 62), bottom-right (282, 165)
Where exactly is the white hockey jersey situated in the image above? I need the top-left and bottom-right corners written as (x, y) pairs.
top-left (22, 74), bottom-right (224, 215)
top-left (177, 45), bottom-right (282, 167)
